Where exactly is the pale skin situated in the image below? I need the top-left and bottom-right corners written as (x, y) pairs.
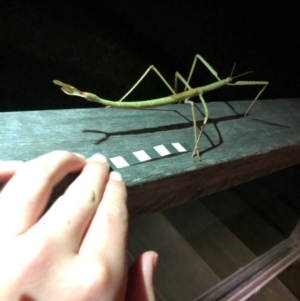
top-left (0, 151), bottom-right (158, 301)
top-left (53, 54), bottom-right (269, 158)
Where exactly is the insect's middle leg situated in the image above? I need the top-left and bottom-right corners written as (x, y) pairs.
top-left (174, 72), bottom-right (209, 159)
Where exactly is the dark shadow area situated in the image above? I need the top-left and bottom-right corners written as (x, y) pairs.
top-left (245, 118), bottom-right (290, 129)
top-left (82, 102), bottom-right (290, 158)
top-left (20, 294), bottom-right (36, 301)
top-left (1, 1), bottom-right (299, 112)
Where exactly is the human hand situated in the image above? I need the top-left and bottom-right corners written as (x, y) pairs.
top-left (0, 151), bottom-right (158, 301)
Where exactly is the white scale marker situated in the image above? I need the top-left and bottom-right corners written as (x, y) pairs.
top-left (108, 142), bottom-right (192, 169)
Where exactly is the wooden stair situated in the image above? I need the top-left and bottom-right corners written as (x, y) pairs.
top-left (128, 164), bottom-right (300, 300)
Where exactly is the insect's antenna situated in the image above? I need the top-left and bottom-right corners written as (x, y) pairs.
top-left (232, 70), bottom-right (253, 80)
top-left (230, 62), bottom-right (236, 78)
top-left (229, 62), bottom-right (253, 80)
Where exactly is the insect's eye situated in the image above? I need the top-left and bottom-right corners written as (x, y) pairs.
top-left (62, 86), bottom-right (75, 94)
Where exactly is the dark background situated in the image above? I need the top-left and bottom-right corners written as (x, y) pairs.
top-left (0, 0), bottom-right (299, 111)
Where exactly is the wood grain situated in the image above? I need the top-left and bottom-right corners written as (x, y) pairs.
top-left (163, 199), bottom-right (298, 301)
top-left (1, 98), bottom-right (300, 218)
top-left (128, 213), bottom-right (220, 300)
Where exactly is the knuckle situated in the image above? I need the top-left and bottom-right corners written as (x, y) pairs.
top-left (29, 164), bottom-right (56, 185)
top-left (103, 185), bottom-right (128, 220)
top-left (80, 161), bottom-right (109, 185)
top-left (94, 265), bottom-right (112, 288)
top-left (49, 150), bottom-right (73, 159)
top-left (105, 203), bottom-right (128, 222)
top-left (19, 161), bottom-right (52, 183)
top-left (87, 161), bottom-right (108, 175)
top-left (42, 150), bottom-right (77, 168)
top-left (72, 263), bottom-right (112, 295)
top-left (103, 195), bottom-right (128, 223)
top-left (65, 186), bottom-right (98, 204)
top-left (108, 181), bottom-right (127, 198)
top-left (22, 150), bottom-right (79, 183)
top-left (16, 235), bottom-right (54, 271)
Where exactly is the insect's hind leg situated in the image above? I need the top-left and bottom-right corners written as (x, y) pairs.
top-left (118, 65), bottom-right (176, 102)
top-left (175, 72), bottom-right (209, 159)
top-left (174, 54), bottom-right (221, 93)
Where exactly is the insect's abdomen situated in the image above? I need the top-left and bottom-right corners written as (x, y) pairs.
top-left (97, 96), bottom-right (180, 108)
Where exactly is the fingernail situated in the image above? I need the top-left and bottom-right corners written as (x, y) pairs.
top-left (73, 152), bottom-right (85, 159)
top-left (88, 153), bottom-right (109, 167)
top-left (144, 252), bottom-right (158, 301)
top-left (153, 253), bottom-right (159, 270)
top-left (109, 171), bottom-right (123, 181)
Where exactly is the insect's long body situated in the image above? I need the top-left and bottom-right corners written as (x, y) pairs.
top-left (82, 78), bottom-right (232, 108)
top-left (53, 53), bottom-right (268, 159)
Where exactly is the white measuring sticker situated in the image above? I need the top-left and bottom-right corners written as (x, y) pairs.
top-left (108, 142), bottom-right (192, 169)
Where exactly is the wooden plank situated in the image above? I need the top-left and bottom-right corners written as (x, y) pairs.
top-left (163, 199), bottom-right (297, 301)
top-left (195, 238), bottom-right (300, 301)
top-left (258, 168), bottom-right (300, 214)
top-left (163, 201), bottom-right (256, 279)
top-left (279, 261), bottom-right (300, 300)
top-left (277, 164), bottom-right (300, 186)
top-left (256, 170), bottom-right (300, 299)
top-left (200, 189), bottom-right (289, 254)
top-left (200, 190), bottom-right (295, 300)
top-left (200, 189), bottom-right (300, 300)
top-left (1, 98), bottom-right (300, 218)
top-left (231, 181), bottom-right (300, 237)
top-left (127, 212), bottom-right (220, 301)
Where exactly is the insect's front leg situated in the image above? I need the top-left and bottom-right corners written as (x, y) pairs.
top-left (228, 81), bottom-right (269, 116)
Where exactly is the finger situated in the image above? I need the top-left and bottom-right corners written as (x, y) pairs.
top-left (79, 171), bottom-right (128, 264)
top-left (37, 154), bottom-right (110, 251)
top-left (0, 160), bottom-right (24, 182)
top-left (0, 151), bottom-right (85, 237)
top-left (126, 251), bottom-right (158, 301)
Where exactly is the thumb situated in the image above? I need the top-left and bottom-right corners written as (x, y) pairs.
top-left (126, 251), bottom-right (158, 301)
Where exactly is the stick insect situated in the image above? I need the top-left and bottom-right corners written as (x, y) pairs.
top-left (53, 54), bottom-right (268, 159)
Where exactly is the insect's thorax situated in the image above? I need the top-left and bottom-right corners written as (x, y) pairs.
top-left (170, 88), bottom-right (200, 101)
top-left (200, 77), bottom-right (231, 93)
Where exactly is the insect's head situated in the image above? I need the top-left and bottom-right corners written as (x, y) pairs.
top-left (53, 80), bottom-right (85, 97)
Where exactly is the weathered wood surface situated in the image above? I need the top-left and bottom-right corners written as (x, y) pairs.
top-left (128, 213), bottom-right (220, 300)
top-left (163, 199), bottom-right (298, 301)
top-left (126, 164), bottom-right (300, 300)
top-left (1, 98), bottom-right (300, 218)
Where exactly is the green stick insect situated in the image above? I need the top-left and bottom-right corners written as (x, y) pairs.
top-left (53, 54), bottom-right (268, 159)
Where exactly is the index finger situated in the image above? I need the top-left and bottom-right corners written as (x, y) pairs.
top-left (0, 151), bottom-right (86, 237)
top-left (0, 160), bottom-right (24, 182)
